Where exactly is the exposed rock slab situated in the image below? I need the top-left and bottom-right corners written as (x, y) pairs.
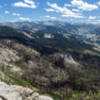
top-left (0, 81), bottom-right (53, 100)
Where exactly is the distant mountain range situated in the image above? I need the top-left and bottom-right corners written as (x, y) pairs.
top-left (2, 21), bottom-right (100, 46)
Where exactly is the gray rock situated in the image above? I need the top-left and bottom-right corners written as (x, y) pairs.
top-left (0, 81), bottom-right (53, 100)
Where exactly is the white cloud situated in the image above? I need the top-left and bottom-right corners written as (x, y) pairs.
top-left (45, 8), bottom-right (55, 12)
top-left (97, 1), bottom-right (100, 5)
top-left (24, 0), bottom-right (34, 4)
top-left (71, 0), bottom-right (98, 11)
top-left (44, 15), bottom-right (56, 20)
top-left (12, 0), bottom-right (37, 8)
top-left (5, 10), bottom-right (10, 14)
top-left (12, 13), bottom-right (20, 16)
top-left (19, 17), bottom-right (31, 21)
top-left (62, 14), bottom-right (83, 18)
top-left (88, 16), bottom-right (96, 20)
top-left (13, 2), bottom-right (30, 8)
top-left (24, 0), bottom-right (37, 8)
top-left (64, 4), bottom-right (71, 7)
top-left (72, 9), bottom-right (80, 12)
top-left (47, 2), bottom-right (83, 18)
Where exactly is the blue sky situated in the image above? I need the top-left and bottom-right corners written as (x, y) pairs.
top-left (0, 0), bottom-right (100, 23)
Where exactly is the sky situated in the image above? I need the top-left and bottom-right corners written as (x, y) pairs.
top-left (0, 0), bottom-right (100, 23)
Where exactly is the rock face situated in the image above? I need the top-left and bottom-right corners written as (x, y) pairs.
top-left (53, 53), bottom-right (78, 68)
top-left (0, 81), bottom-right (53, 100)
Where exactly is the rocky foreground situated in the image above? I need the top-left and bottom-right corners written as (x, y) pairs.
top-left (0, 81), bottom-right (53, 100)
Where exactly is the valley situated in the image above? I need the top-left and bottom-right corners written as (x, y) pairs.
top-left (0, 21), bottom-right (100, 100)
top-left (0, 22), bottom-right (100, 100)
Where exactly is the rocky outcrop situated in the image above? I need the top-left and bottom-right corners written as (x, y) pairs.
top-left (52, 53), bottom-right (79, 68)
top-left (0, 81), bottom-right (53, 100)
